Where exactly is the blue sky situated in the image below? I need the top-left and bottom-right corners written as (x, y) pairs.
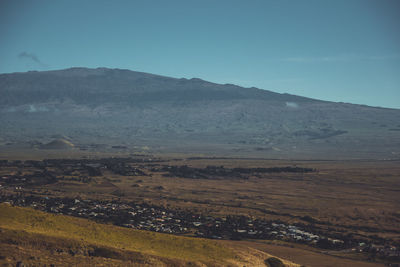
top-left (1, 0), bottom-right (399, 108)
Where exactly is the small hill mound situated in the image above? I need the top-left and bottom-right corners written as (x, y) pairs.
top-left (39, 138), bottom-right (74, 149)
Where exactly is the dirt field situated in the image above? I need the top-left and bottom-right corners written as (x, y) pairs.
top-left (81, 157), bottom-right (400, 234)
top-left (224, 240), bottom-right (385, 267)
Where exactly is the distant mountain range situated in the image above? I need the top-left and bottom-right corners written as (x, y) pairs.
top-left (1, 67), bottom-right (399, 159)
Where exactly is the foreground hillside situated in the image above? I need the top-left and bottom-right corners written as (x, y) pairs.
top-left (0, 203), bottom-right (298, 266)
top-left (1, 67), bottom-right (399, 159)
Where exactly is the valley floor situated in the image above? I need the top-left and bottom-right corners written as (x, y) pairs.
top-left (0, 151), bottom-right (399, 266)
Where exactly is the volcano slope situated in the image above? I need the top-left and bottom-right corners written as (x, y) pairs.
top-left (0, 67), bottom-right (399, 159)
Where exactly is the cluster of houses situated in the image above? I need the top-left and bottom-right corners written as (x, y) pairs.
top-left (0, 193), bottom-right (328, 243)
top-left (360, 243), bottom-right (400, 261)
top-left (2, 192), bottom-right (398, 260)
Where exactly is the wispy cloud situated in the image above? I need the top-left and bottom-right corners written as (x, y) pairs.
top-left (365, 55), bottom-right (400, 60)
top-left (281, 54), bottom-right (400, 63)
top-left (18, 52), bottom-right (47, 66)
top-left (282, 56), bottom-right (348, 62)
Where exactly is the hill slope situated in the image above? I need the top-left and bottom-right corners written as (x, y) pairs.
top-left (0, 203), bottom-right (298, 266)
top-left (0, 67), bottom-right (399, 159)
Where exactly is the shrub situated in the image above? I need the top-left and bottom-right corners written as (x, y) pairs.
top-left (265, 257), bottom-right (285, 267)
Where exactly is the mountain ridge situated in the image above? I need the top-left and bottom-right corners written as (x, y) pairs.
top-left (1, 67), bottom-right (399, 159)
top-left (2, 67), bottom-right (397, 110)
top-left (0, 67), bottom-right (319, 106)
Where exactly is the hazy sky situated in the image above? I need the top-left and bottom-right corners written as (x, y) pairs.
top-left (1, 0), bottom-right (399, 108)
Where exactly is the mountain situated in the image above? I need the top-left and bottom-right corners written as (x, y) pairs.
top-left (0, 67), bottom-right (399, 159)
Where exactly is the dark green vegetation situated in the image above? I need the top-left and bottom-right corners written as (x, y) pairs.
top-left (1, 67), bottom-right (399, 159)
top-left (159, 165), bottom-right (315, 179)
top-left (265, 257), bottom-right (285, 267)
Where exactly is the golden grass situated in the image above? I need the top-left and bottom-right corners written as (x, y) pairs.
top-left (0, 203), bottom-right (234, 265)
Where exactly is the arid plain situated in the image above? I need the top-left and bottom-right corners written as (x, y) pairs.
top-left (1, 149), bottom-right (399, 266)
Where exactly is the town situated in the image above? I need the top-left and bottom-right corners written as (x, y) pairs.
top-left (1, 193), bottom-right (399, 262)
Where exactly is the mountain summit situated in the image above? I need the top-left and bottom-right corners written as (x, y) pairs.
top-left (1, 67), bottom-right (399, 159)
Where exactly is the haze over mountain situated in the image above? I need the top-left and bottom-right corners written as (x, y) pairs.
top-left (1, 67), bottom-right (399, 159)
